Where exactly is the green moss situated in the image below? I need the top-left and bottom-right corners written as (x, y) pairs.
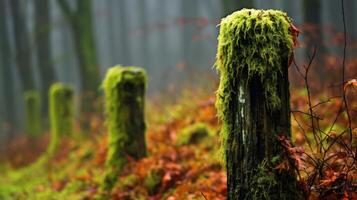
top-left (243, 158), bottom-right (302, 200)
top-left (48, 83), bottom-right (74, 154)
top-left (24, 90), bottom-right (41, 137)
top-left (144, 168), bottom-right (164, 195)
top-left (102, 65), bottom-right (147, 190)
top-left (117, 174), bottom-right (139, 190)
top-left (248, 160), bottom-right (278, 200)
top-left (176, 123), bottom-right (212, 146)
top-left (215, 9), bottom-right (294, 161)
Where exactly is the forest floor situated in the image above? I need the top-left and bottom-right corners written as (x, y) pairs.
top-left (0, 85), bottom-right (356, 200)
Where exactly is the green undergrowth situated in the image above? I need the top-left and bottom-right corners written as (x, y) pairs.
top-left (0, 83), bottom-right (78, 199)
top-left (0, 86), bottom-right (222, 199)
top-left (176, 123), bottom-right (214, 146)
top-left (144, 168), bottom-right (164, 195)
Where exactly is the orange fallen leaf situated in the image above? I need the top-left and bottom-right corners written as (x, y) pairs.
top-left (274, 160), bottom-right (290, 173)
top-left (344, 79), bottom-right (357, 91)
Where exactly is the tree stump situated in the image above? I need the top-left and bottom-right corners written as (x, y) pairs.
top-left (102, 65), bottom-right (147, 189)
top-left (48, 83), bottom-right (74, 153)
top-left (24, 90), bottom-right (41, 137)
top-left (215, 9), bottom-right (303, 200)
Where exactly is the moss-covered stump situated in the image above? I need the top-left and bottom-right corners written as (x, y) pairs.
top-left (102, 65), bottom-right (147, 189)
top-left (48, 83), bottom-right (74, 153)
top-left (24, 90), bottom-right (41, 137)
top-left (176, 123), bottom-right (212, 146)
top-left (216, 9), bottom-right (303, 200)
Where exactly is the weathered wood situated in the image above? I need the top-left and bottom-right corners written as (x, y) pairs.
top-left (48, 83), bottom-right (74, 153)
top-left (102, 65), bottom-right (147, 190)
top-left (215, 9), bottom-right (303, 200)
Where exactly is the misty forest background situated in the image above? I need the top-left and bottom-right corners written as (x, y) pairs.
top-left (0, 0), bottom-right (356, 151)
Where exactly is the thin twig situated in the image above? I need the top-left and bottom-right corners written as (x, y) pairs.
top-left (340, 0), bottom-right (353, 144)
top-left (305, 47), bottom-right (321, 152)
top-left (291, 110), bottom-right (323, 120)
top-left (201, 192), bottom-right (208, 200)
top-left (292, 112), bottom-right (313, 152)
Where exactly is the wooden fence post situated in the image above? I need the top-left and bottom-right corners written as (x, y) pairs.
top-left (102, 65), bottom-right (147, 189)
top-left (24, 90), bottom-right (41, 137)
top-left (48, 83), bottom-right (74, 153)
top-left (215, 9), bottom-right (303, 200)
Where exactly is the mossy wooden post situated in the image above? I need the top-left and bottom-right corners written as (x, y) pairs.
top-left (102, 65), bottom-right (147, 189)
top-left (216, 9), bottom-right (303, 199)
top-left (48, 83), bottom-right (74, 153)
top-left (24, 90), bottom-right (41, 137)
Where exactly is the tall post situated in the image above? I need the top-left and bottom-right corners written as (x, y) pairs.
top-left (24, 91), bottom-right (41, 137)
top-left (102, 65), bottom-right (147, 190)
top-left (215, 9), bottom-right (303, 199)
top-left (48, 83), bottom-right (74, 153)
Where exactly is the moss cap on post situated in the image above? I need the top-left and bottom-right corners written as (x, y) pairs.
top-left (216, 9), bottom-right (293, 111)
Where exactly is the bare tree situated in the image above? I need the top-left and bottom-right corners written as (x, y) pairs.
top-left (118, 0), bottom-right (131, 65)
top-left (57, 0), bottom-right (99, 93)
top-left (303, 0), bottom-right (324, 55)
top-left (9, 0), bottom-right (34, 91)
top-left (34, 0), bottom-right (55, 115)
top-left (222, 0), bottom-right (254, 16)
top-left (0, 0), bottom-right (16, 134)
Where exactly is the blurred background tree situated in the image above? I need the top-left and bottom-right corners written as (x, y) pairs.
top-left (0, 0), bottom-right (15, 136)
top-left (222, 0), bottom-right (254, 16)
top-left (34, 0), bottom-right (55, 116)
top-left (57, 0), bottom-right (98, 94)
top-left (9, 0), bottom-right (34, 92)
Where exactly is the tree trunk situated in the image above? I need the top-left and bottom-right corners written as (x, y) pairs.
top-left (9, 0), bottom-right (34, 91)
top-left (138, 0), bottom-right (150, 68)
top-left (102, 66), bottom-right (147, 190)
top-left (303, 0), bottom-right (323, 55)
top-left (56, 0), bottom-right (99, 121)
top-left (56, 0), bottom-right (99, 93)
top-left (0, 0), bottom-right (16, 134)
top-left (303, 0), bottom-right (321, 49)
top-left (73, 0), bottom-right (98, 92)
top-left (181, 0), bottom-right (193, 66)
top-left (303, 0), bottom-right (325, 83)
top-left (216, 9), bottom-right (303, 200)
top-left (34, 0), bottom-right (55, 117)
top-left (222, 0), bottom-right (254, 17)
top-left (118, 0), bottom-right (131, 65)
